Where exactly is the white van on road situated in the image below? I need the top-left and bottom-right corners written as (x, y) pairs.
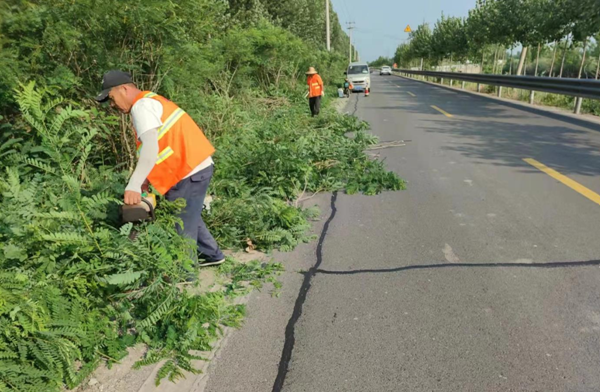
top-left (346, 62), bottom-right (370, 92)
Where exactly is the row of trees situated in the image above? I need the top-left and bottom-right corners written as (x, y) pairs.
top-left (369, 56), bottom-right (394, 67)
top-left (228, 0), bottom-right (352, 55)
top-left (0, 0), bottom-right (351, 119)
top-left (393, 0), bottom-right (600, 78)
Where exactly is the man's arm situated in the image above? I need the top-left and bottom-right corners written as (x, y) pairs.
top-left (124, 128), bottom-right (159, 205)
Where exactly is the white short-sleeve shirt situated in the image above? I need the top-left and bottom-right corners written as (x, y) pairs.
top-left (130, 98), bottom-right (213, 176)
top-left (131, 98), bottom-right (163, 139)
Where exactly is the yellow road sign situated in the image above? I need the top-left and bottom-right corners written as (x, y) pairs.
top-left (404, 25), bottom-right (412, 33)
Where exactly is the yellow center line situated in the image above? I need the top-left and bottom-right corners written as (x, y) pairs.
top-left (407, 91), bottom-right (416, 96)
top-left (523, 158), bottom-right (600, 206)
top-left (431, 105), bottom-right (453, 118)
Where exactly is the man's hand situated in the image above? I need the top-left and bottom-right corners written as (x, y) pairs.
top-left (124, 190), bottom-right (142, 205)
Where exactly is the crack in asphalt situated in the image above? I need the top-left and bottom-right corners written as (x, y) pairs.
top-left (316, 259), bottom-right (600, 275)
top-left (271, 192), bottom-right (338, 392)
top-left (272, 94), bottom-right (361, 392)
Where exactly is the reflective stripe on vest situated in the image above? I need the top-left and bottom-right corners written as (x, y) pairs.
top-left (158, 108), bottom-right (185, 140)
top-left (134, 101), bottom-right (185, 157)
top-left (156, 147), bottom-right (174, 164)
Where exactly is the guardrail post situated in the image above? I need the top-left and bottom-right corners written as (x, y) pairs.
top-left (450, 79), bottom-right (453, 87)
top-left (574, 97), bottom-right (583, 114)
top-left (529, 91), bottom-right (535, 105)
top-left (461, 81), bottom-right (465, 90)
top-left (477, 83), bottom-right (481, 93)
top-left (497, 86), bottom-right (503, 98)
top-left (441, 77), bottom-right (444, 85)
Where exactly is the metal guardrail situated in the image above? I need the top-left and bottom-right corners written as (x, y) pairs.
top-left (394, 69), bottom-right (600, 113)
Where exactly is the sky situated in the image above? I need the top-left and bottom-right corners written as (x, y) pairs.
top-left (330, 0), bottom-right (476, 62)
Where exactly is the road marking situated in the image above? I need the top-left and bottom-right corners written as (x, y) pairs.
top-left (523, 158), bottom-right (600, 206)
top-left (431, 105), bottom-right (453, 118)
top-left (443, 244), bottom-right (460, 263)
top-left (407, 91), bottom-right (416, 96)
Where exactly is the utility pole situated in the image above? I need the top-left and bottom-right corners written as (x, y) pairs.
top-left (325, 0), bottom-right (331, 51)
top-left (347, 22), bottom-right (355, 63)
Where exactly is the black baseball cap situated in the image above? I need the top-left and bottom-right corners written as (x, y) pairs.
top-left (95, 70), bottom-right (133, 102)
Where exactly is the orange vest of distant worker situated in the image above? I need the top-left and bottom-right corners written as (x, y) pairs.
top-left (307, 74), bottom-right (324, 98)
top-left (132, 91), bottom-right (215, 195)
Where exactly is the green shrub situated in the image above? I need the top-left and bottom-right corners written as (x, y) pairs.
top-left (205, 97), bottom-right (405, 250)
top-left (0, 84), bottom-right (284, 391)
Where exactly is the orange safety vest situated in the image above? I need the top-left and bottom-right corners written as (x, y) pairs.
top-left (132, 91), bottom-right (215, 195)
top-left (307, 74), bottom-right (323, 98)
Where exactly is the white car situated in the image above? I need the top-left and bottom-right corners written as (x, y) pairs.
top-left (346, 62), bottom-right (371, 92)
top-left (380, 66), bottom-right (392, 75)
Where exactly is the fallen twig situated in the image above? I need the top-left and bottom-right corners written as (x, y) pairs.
top-left (367, 140), bottom-right (406, 150)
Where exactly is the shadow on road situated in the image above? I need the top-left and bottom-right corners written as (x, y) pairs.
top-left (421, 116), bottom-right (600, 177)
top-left (371, 80), bottom-right (600, 177)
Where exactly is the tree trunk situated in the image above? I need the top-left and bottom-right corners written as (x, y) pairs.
top-left (559, 35), bottom-right (570, 78)
top-left (516, 46), bottom-right (528, 75)
top-left (549, 40), bottom-right (558, 77)
top-left (578, 37), bottom-right (588, 79)
top-left (523, 46), bottom-right (530, 75)
top-left (509, 47), bottom-right (514, 75)
top-left (534, 43), bottom-right (541, 76)
top-left (481, 49), bottom-right (485, 73)
top-left (596, 50), bottom-right (600, 79)
top-left (492, 46), bottom-right (499, 74)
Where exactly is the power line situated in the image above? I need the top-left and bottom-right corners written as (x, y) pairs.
top-left (334, 0), bottom-right (349, 24)
top-left (347, 21), bottom-right (355, 63)
top-left (354, 28), bottom-right (404, 42)
top-left (340, 0), bottom-right (353, 23)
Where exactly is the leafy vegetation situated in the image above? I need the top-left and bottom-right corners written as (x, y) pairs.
top-left (0, 1), bottom-right (404, 390)
top-left (369, 56), bottom-right (394, 67)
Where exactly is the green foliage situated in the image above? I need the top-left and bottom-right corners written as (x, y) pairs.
top-left (431, 15), bottom-right (469, 62)
top-left (369, 57), bottom-right (393, 67)
top-left (0, 86), bottom-right (283, 391)
top-left (205, 102), bottom-right (405, 250)
top-left (0, 1), bottom-right (405, 390)
top-left (219, 259), bottom-right (285, 296)
top-left (408, 24), bottom-right (433, 61)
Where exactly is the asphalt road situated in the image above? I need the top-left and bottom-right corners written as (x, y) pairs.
top-left (205, 74), bottom-right (600, 392)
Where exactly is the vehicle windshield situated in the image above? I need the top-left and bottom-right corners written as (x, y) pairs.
top-left (348, 65), bottom-right (369, 75)
top-left (382, 66), bottom-right (391, 69)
